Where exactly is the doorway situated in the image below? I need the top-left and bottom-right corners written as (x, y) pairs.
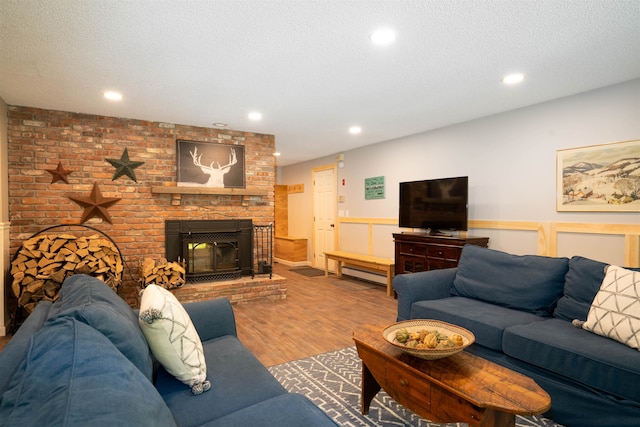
top-left (312, 165), bottom-right (337, 269)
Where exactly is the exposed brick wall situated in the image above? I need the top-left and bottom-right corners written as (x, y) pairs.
top-left (7, 106), bottom-right (275, 306)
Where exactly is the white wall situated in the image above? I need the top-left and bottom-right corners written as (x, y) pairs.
top-left (280, 79), bottom-right (640, 267)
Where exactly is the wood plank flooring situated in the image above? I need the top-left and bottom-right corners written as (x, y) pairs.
top-left (234, 264), bottom-right (398, 366)
top-left (0, 264), bottom-right (399, 366)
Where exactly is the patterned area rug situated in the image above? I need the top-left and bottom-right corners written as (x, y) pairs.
top-left (268, 347), bottom-right (563, 427)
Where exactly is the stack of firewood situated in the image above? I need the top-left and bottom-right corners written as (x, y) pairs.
top-left (11, 233), bottom-right (123, 313)
top-left (139, 257), bottom-right (186, 290)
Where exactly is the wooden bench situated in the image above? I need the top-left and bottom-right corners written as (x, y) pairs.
top-left (324, 250), bottom-right (395, 297)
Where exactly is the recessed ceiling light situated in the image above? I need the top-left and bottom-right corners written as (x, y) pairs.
top-left (502, 73), bottom-right (525, 85)
top-left (349, 126), bottom-right (362, 135)
top-left (370, 28), bottom-right (396, 46)
top-left (248, 112), bottom-right (262, 121)
top-left (104, 91), bottom-right (123, 101)
top-left (273, 152), bottom-right (281, 157)
top-left (213, 122), bottom-right (227, 128)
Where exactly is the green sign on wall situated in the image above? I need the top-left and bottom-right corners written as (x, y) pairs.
top-left (364, 176), bottom-right (385, 200)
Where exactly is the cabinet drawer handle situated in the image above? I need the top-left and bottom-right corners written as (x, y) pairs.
top-left (398, 378), bottom-right (408, 387)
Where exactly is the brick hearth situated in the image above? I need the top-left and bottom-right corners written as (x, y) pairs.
top-left (172, 274), bottom-right (287, 305)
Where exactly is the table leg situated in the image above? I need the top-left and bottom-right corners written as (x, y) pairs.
top-left (361, 361), bottom-right (381, 415)
top-left (325, 256), bottom-right (329, 277)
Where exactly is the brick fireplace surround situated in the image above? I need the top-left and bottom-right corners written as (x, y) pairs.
top-left (7, 106), bottom-right (281, 308)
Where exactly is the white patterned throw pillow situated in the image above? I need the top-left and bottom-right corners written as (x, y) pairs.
top-left (138, 284), bottom-right (211, 394)
top-left (581, 265), bottom-right (640, 350)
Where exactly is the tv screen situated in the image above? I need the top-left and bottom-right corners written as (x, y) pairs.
top-left (399, 176), bottom-right (468, 233)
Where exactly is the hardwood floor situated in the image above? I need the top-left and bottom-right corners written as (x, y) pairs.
top-left (0, 264), bottom-right (400, 366)
top-left (234, 263), bottom-right (398, 366)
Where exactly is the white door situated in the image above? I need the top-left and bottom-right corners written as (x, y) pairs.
top-left (312, 166), bottom-right (337, 269)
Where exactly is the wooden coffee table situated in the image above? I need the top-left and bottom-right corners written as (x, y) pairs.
top-left (353, 324), bottom-right (551, 427)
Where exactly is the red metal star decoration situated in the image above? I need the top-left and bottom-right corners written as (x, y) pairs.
top-left (68, 182), bottom-right (121, 224)
top-left (46, 162), bottom-right (73, 184)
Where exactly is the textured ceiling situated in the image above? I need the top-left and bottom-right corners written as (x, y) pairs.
top-left (1, 0), bottom-right (639, 166)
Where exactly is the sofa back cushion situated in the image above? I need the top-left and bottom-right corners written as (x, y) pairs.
top-left (0, 317), bottom-right (176, 426)
top-left (46, 274), bottom-right (153, 380)
top-left (452, 245), bottom-right (569, 316)
top-left (554, 256), bottom-right (608, 322)
top-left (554, 256), bottom-right (640, 322)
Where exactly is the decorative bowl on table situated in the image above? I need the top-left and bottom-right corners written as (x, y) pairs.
top-left (382, 319), bottom-right (475, 360)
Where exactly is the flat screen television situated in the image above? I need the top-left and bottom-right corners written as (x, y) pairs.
top-left (398, 176), bottom-right (468, 234)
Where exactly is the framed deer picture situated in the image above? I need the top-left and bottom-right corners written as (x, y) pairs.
top-left (176, 140), bottom-right (246, 188)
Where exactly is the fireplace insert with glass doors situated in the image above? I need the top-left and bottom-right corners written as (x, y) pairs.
top-left (165, 219), bottom-right (253, 282)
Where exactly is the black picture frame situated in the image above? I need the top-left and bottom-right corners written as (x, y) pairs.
top-left (176, 140), bottom-right (246, 189)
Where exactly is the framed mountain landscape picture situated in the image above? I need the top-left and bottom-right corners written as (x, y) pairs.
top-left (557, 139), bottom-right (640, 212)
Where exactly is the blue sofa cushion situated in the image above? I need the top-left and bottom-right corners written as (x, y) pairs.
top-left (410, 297), bottom-right (546, 351)
top-left (503, 318), bottom-right (640, 403)
top-left (47, 274), bottom-right (153, 379)
top-left (554, 256), bottom-right (608, 322)
top-left (452, 245), bottom-right (569, 316)
top-left (0, 317), bottom-right (176, 427)
top-left (0, 301), bottom-right (51, 396)
top-left (554, 256), bottom-right (640, 322)
top-left (202, 393), bottom-right (337, 427)
top-left (156, 334), bottom-right (288, 427)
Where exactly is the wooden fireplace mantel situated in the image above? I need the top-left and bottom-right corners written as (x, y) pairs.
top-left (151, 186), bottom-right (269, 196)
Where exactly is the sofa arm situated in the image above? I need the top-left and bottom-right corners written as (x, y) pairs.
top-left (0, 301), bottom-right (53, 394)
top-left (183, 298), bottom-right (237, 342)
top-left (393, 268), bottom-right (457, 321)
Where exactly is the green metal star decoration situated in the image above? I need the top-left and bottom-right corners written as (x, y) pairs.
top-left (45, 162), bottom-right (73, 184)
top-left (69, 182), bottom-right (121, 224)
top-left (105, 148), bottom-right (144, 182)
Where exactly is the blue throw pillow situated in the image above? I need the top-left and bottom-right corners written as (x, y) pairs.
top-left (452, 245), bottom-right (569, 316)
top-left (46, 274), bottom-right (153, 380)
top-left (0, 317), bottom-right (176, 427)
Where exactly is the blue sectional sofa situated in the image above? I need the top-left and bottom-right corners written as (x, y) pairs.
top-left (394, 244), bottom-right (640, 427)
top-left (0, 275), bottom-right (337, 427)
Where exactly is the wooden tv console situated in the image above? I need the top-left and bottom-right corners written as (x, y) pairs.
top-left (393, 233), bottom-right (489, 274)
